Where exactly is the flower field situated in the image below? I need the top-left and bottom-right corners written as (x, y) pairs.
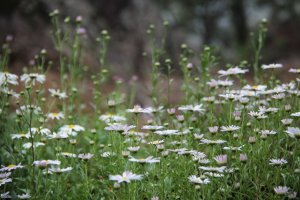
top-left (1, 12), bottom-right (300, 200)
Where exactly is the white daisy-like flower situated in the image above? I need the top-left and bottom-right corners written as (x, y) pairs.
top-left (57, 152), bottom-right (77, 158)
top-left (0, 172), bottom-right (11, 179)
top-left (269, 158), bottom-right (288, 165)
top-left (104, 124), bottom-right (135, 132)
top-left (23, 142), bottom-right (45, 149)
top-left (47, 132), bottom-right (69, 139)
top-left (30, 127), bottom-right (51, 136)
top-left (291, 112), bottom-right (300, 117)
top-left (127, 146), bottom-right (140, 152)
top-left (281, 119), bottom-right (293, 125)
top-left (219, 93), bottom-right (240, 100)
top-left (207, 79), bottom-right (233, 88)
top-left (11, 133), bottom-right (30, 140)
top-left (47, 112), bottom-right (64, 120)
top-left (0, 164), bottom-right (24, 172)
top-left (259, 130), bottom-right (277, 135)
top-left (49, 88), bottom-right (68, 99)
top-left (142, 125), bottom-right (164, 131)
top-left (223, 145), bottom-right (244, 151)
top-left (288, 68), bottom-right (300, 74)
top-left (128, 156), bottom-right (160, 164)
top-left (261, 63), bottom-right (283, 70)
top-left (214, 154), bottom-right (227, 165)
top-left (178, 104), bottom-right (205, 113)
top-left (272, 93), bottom-right (285, 100)
top-left (0, 178), bottom-right (12, 186)
top-left (1, 192), bottom-right (11, 199)
top-left (17, 193), bottom-right (31, 199)
top-left (203, 172), bottom-right (224, 177)
top-left (208, 126), bottom-right (219, 133)
top-left (59, 124), bottom-right (85, 136)
top-left (101, 152), bottom-right (116, 158)
top-left (193, 134), bottom-right (204, 139)
top-left (248, 111), bottom-right (266, 118)
top-left (258, 106), bottom-right (278, 113)
top-left (33, 160), bottom-right (61, 167)
top-left (21, 73), bottom-right (45, 85)
top-left (218, 67), bottom-right (249, 77)
top-left (285, 127), bottom-right (300, 138)
top-left (78, 153), bottom-right (94, 160)
top-left (48, 167), bottom-right (73, 173)
top-left (99, 114), bottom-right (126, 123)
top-left (199, 166), bottom-right (227, 173)
top-left (243, 85), bottom-right (267, 91)
top-left (16, 105), bottom-right (42, 115)
top-left (200, 139), bottom-right (227, 145)
top-left (148, 140), bottom-right (164, 145)
top-left (274, 186), bottom-right (290, 195)
top-left (188, 175), bottom-right (210, 184)
top-left (220, 125), bottom-right (240, 132)
top-left (154, 129), bottom-right (181, 136)
top-left (126, 105), bottom-right (153, 114)
top-left (0, 72), bottom-right (18, 86)
top-left (109, 171), bottom-right (143, 183)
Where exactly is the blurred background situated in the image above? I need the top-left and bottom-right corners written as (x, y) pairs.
top-left (1, 0), bottom-right (300, 80)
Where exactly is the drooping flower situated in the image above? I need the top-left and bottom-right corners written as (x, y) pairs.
top-left (49, 88), bottom-right (68, 99)
top-left (21, 73), bottom-right (45, 85)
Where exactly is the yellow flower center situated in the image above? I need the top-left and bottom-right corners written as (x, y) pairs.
top-left (7, 164), bottom-right (16, 168)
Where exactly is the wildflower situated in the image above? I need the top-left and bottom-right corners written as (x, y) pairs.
top-left (0, 172), bottom-right (11, 179)
top-left (48, 167), bottom-right (73, 173)
top-left (220, 125), bottom-right (240, 132)
top-left (0, 164), bottom-right (24, 172)
top-left (60, 124), bottom-right (85, 132)
top-left (101, 152), bottom-right (116, 158)
top-left (17, 193), bottom-right (31, 199)
top-left (258, 106), bottom-right (278, 113)
top-left (240, 154), bottom-right (248, 162)
top-left (0, 72), bottom-right (18, 86)
top-left (148, 140), bottom-right (164, 145)
top-left (21, 73), bottom-right (45, 85)
top-left (223, 145), bottom-right (243, 151)
top-left (0, 178), bottom-right (12, 186)
top-left (47, 132), bottom-right (69, 139)
top-left (200, 139), bottom-right (227, 145)
top-left (154, 129), bottom-right (181, 136)
top-left (142, 125), bottom-right (164, 131)
top-left (33, 160), bottom-right (61, 168)
top-left (259, 130), bottom-right (277, 135)
top-left (269, 158), bottom-right (288, 165)
top-left (178, 104), bottom-right (205, 113)
top-left (127, 146), bottom-right (140, 152)
top-left (207, 79), bottom-right (233, 88)
top-left (281, 118), bottom-right (293, 125)
top-left (58, 152), bottom-right (77, 158)
top-left (49, 88), bottom-right (68, 99)
top-left (109, 171), bottom-right (143, 183)
top-left (272, 93), bottom-right (285, 100)
top-left (248, 111), bottom-right (266, 118)
top-left (218, 67), bottom-right (249, 77)
top-left (188, 175), bottom-right (210, 184)
top-left (274, 186), bottom-right (290, 195)
top-left (128, 156), bottom-right (160, 164)
top-left (199, 166), bottom-right (227, 173)
top-left (99, 114), bottom-right (126, 123)
top-left (126, 105), bottom-right (153, 114)
top-left (47, 112), bottom-right (64, 120)
top-left (104, 124), bottom-right (135, 132)
top-left (214, 154), bottom-right (227, 165)
top-left (285, 127), bottom-right (300, 138)
top-left (30, 127), bottom-right (51, 136)
top-left (261, 63), bottom-right (282, 70)
top-left (23, 142), bottom-right (45, 149)
top-left (193, 134), bottom-right (204, 139)
top-left (78, 153), bottom-right (94, 160)
top-left (1, 192), bottom-right (11, 199)
top-left (203, 172), bottom-right (224, 177)
top-left (291, 112), bottom-right (300, 117)
top-left (288, 68), bottom-right (300, 74)
top-left (11, 133), bottom-right (30, 140)
top-left (288, 192), bottom-right (297, 199)
top-left (208, 126), bottom-right (218, 133)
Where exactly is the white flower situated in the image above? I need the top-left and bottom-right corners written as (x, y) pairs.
top-left (33, 160), bottom-right (61, 167)
top-left (101, 152), bottom-right (116, 158)
top-left (218, 67), bottom-right (249, 77)
top-left (23, 142), bottom-right (45, 149)
top-left (188, 175), bottom-right (210, 184)
top-left (178, 104), bottom-right (205, 113)
top-left (21, 73), bottom-right (45, 85)
top-left (285, 127), bottom-right (300, 138)
top-left (0, 172), bottom-right (11, 179)
top-left (154, 129), bottom-right (182, 136)
top-left (47, 132), bottom-right (69, 139)
top-left (48, 167), bottom-right (73, 173)
top-left (288, 68), bottom-right (300, 74)
top-left (281, 119), bottom-right (293, 125)
top-left (243, 85), bottom-right (267, 91)
top-left (11, 133), bottom-right (30, 140)
top-left (1, 192), bottom-right (11, 199)
top-left (128, 156), bottom-right (160, 164)
top-left (0, 164), bottom-right (24, 172)
top-left (291, 112), bottom-right (300, 117)
top-left (59, 124), bottom-right (85, 136)
top-left (128, 146), bottom-right (140, 152)
top-left (99, 114), bottom-right (126, 123)
top-left (142, 125), bottom-right (164, 131)
top-left (203, 172), bottom-right (224, 177)
top-left (214, 154), bottom-right (227, 165)
top-left (0, 178), bottom-right (12, 186)
top-left (200, 139), bottom-right (227, 145)
top-left (17, 193), bottom-right (31, 199)
top-left (0, 72), bottom-right (18, 86)
top-left (109, 171), bottom-right (143, 183)
top-left (223, 145), bottom-right (243, 151)
top-left (47, 112), bottom-right (64, 120)
top-left (126, 105), bottom-right (154, 114)
top-left (207, 79), bottom-right (233, 88)
top-left (78, 153), bottom-right (94, 160)
top-left (220, 125), bottom-right (240, 132)
top-left (208, 126), bottom-right (218, 133)
top-left (274, 186), bottom-right (290, 195)
top-left (58, 152), bottom-right (77, 158)
top-left (259, 130), bottom-right (277, 135)
top-left (105, 124), bottom-right (135, 132)
top-left (49, 88), bottom-right (68, 99)
top-left (199, 166), bottom-right (227, 173)
top-left (261, 63), bottom-right (282, 70)
top-left (269, 158), bottom-right (288, 165)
